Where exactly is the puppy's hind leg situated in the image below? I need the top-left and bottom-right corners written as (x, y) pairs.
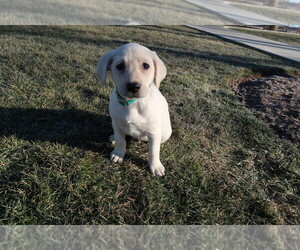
top-left (109, 134), bottom-right (115, 145)
top-left (138, 136), bottom-right (148, 142)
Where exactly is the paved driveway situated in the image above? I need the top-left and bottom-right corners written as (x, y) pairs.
top-left (190, 25), bottom-right (300, 63)
top-left (185, 0), bottom-right (286, 25)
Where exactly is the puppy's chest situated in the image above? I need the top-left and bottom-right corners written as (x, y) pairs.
top-left (116, 109), bottom-right (149, 136)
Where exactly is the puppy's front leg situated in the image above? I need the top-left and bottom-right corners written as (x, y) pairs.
top-left (148, 131), bottom-right (165, 176)
top-left (110, 120), bottom-right (126, 163)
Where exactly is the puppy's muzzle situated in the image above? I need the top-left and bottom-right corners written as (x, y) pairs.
top-left (127, 82), bottom-right (141, 93)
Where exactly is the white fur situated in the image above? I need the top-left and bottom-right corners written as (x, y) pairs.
top-left (96, 43), bottom-right (172, 176)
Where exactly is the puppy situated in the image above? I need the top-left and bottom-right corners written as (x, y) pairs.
top-left (96, 43), bottom-right (172, 176)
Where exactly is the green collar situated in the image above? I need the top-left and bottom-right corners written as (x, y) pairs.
top-left (116, 90), bottom-right (138, 106)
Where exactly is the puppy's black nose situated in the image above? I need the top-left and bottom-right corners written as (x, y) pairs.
top-left (127, 82), bottom-right (141, 93)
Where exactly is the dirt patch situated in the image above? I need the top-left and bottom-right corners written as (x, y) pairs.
top-left (234, 75), bottom-right (300, 146)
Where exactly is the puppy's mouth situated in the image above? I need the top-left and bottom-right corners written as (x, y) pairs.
top-left (118, 89), bottom-right (140, 99)
top-left (126, 92), bottom-right (136, 98)
top-left (122, 89), bottom-right (146, 99)
top-left (129, 92), bottom-right (142, 98)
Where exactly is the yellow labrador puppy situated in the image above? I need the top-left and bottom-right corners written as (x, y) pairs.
top-left (96, 43), bottom-right (172, 176)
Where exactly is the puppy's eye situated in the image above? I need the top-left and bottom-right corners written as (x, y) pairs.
top-left (116, 62), bottom-right (125, 71)
top-left (143, 63), bottom-right (150, 70)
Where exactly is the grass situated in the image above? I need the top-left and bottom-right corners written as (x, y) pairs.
top-left (0, 25), bottom-right (300, 225)
top-left (1, 0), bottom-right (232, 25)
top-left (229, 27), bottom-right (300, 47)
top-left (227, 2), bottom-right (300, 24)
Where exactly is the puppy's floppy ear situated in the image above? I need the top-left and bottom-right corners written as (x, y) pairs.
top-left (96, 50), bottom-right (115, 84)
top-left (152, 51), bottom-right (167, 88)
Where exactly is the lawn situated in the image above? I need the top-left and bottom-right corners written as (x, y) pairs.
top-left (227, 2), bottom-right (300, 24)
top-left (229, 27), bottom-right (300, 47)
top-left (0, 25), bottom-right (300, 225)
top-left (1, 0), bottom-right (232, 25)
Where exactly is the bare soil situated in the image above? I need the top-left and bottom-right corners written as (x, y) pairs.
top-left (234, 75), bottom-right (300, 146)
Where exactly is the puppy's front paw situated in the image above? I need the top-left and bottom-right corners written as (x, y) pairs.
top-left (110, 150), bottom-right (125, 163)
top-left (149, 162), bottom-right (165, 176)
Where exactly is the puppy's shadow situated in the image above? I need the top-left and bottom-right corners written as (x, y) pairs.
top-left (0, 107), bottom-right (113, 155)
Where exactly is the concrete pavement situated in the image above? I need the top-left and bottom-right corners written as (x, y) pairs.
top-left (185, 0), bottom-right (286, 25)
top-left (189, 25), bottom-right (300, 64)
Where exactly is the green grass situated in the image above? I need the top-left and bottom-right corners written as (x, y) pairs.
top-left (0, 25), bottom-right (300, 225)
top-left (1, 0), bottom-right (232, 25)
top-left (229, 27), bottom-right (300, 47)
top-left (227, 2), bottom-right (300, 24)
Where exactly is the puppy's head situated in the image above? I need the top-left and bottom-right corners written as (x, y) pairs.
top-left (96, 43), bottom-right (166, 98)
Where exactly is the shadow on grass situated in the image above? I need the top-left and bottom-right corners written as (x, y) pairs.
top-left (2, 25), bottom-right (296, 76)
top-left (132, 25), bottom-right (209, 39)
top-left (0, 107), bottom-right (113, 154)
top-left (0, 107), bottom-right (151, 224)
top-left (145, 45), bottom-right (294, 76)
top-left (0, 25), bottom-right (128, 48)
